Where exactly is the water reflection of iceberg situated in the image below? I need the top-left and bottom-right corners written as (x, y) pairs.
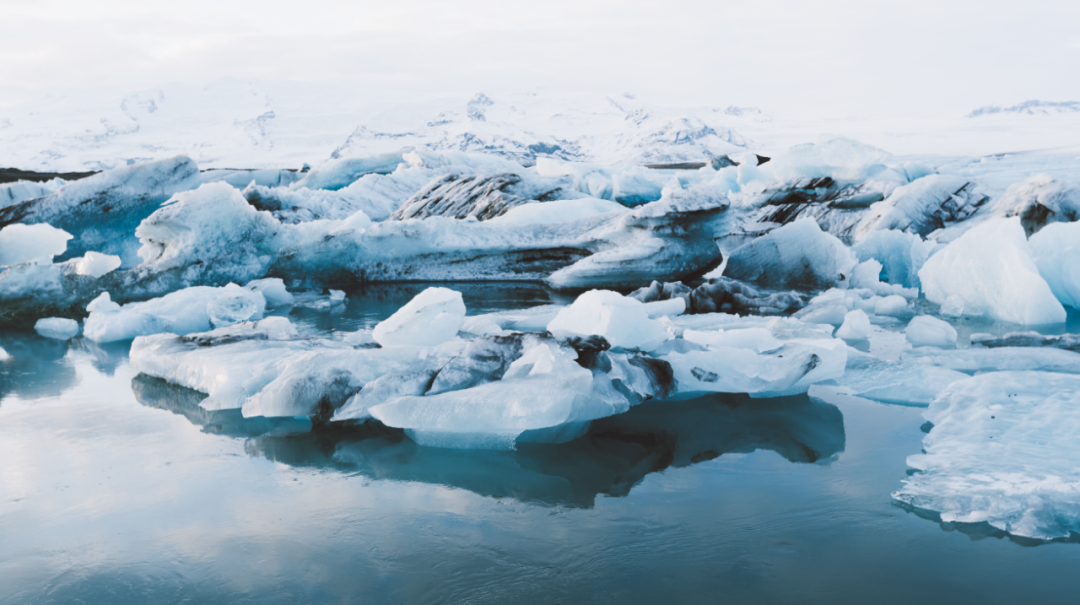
top-left (131, 374), bottom-right (312, 437)
top-left (133, 376), bottom-right (844, 507)
top-left (0, 330), bottom-right (78, 400)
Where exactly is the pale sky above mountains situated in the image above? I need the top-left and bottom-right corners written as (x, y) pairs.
top-left (1, 0), bottom-right (1078, 117)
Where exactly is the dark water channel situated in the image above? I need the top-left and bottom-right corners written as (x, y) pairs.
top-left (2, 284), bottom-right (1079, 604)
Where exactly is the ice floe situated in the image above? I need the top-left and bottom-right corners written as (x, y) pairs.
top-left (896, 371), bottom-right (1080, 540)
top-left (918, 217), bottom-right (1065, 325)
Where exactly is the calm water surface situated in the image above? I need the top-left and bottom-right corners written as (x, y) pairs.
top-left (2, 284), bottom-right (1080, 604)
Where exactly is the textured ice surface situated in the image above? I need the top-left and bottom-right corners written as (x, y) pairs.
top-left (852, 229), bottom-right (933, 288)
top-left (855, 174), bottom-right (987, 241)
top-left (372, 287), bottom-right (466, 348)
top-left (83, 284), bottom-right (266, 342)
top-left (835, 309), bottom-right (871, 340)
top-left (919, 217), bottom-right (1065, 325)
top-left (1029, 221), bottom-right (1080, 309)
top-left (130, 317), bottom-right (424, 417)
top-left (663, 336), bottom-right (845, 396)
top-left (902, 346), bottom-right (1080, 374)
top-left (0, 223), bottom-right (72, 266)
top-left (829, 349), bottom-right (968, 406)
top-left (368, 341), bottom-right (618, 449)
top-left (984, 174), bottom-right (1080, 236)
top-left (0, 157), bottom-right (201, 266)
top-left (725, 219), bottom-right (857, 290)
top-left (547, 290), bottom-right (668, 352)
top-left (486, 198), bottom-right (625, 226)
top-left (905, 316), bottom-right (957, 348)
top-left (33, 317), bottom-right (80, 340)
top-left (244, 278), bottom-right (294, 308)
top-left (895, 371), bottom-right (1080, 540)
top-left (291, 151), bottom-right (407, 190)
top-left (0, 178), bottom-right (65, 210)
top-left (71, 251), bottom-right (122, 278)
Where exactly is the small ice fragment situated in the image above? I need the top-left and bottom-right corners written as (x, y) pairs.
top-left (245, 278), bottom-right (295, 308)
top-left (373, 287), bottom-right (466, 348)
top-left (874, 295), bottom-right (909, 317)
top-left (547, 290), bottom-right (668, 351)
top-left (34, 317), bottom-right (80, 340)
top-left (72, 251), bottom-right (122, 278)
top-left (207, 289), bottom-right (264, 327)
top-left (918, 217), bottom-right (1065, 325)
top-left (0, 223), bottom-right (72, 266)
top-left (835, 309), bottom-right (871, 340)
top-left (904, 315), bottom-right (958, 348)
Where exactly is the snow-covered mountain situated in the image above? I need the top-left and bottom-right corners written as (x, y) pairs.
top-left (967, 100), bottom-right (1080, 118)
top-left (0, 80), bottom-right (757, 172)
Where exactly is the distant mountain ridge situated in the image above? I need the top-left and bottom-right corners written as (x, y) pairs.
top-left (968, 100), bottom-right (1080, 118)
top-left (0, 80), bottom-right (759, 172)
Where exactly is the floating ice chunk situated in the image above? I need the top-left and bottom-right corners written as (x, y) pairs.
top-left (369, 341), bottom-right (620, 449)
top-left (971, 331), bottom-right (1080, 352)
top-left (292, 151), bottom-right (407, 190)
top-left (664, 338), bottom-right (845, 396)
top-left (133, 182), bottom-right (282, 288)
top-left (0, 179), bottom-right (62, 210)
top-left (725, 219), bottom-right (857, 290)
top-left (1029, 221), bottom-right (1080, 309)
top-left (547, 290), bottom-right (668, 351)
top-left (852, 229), bottom-right (933, 289)
top-left (850, 259), bottom-right (916, 298)
top-left (795, 303), bottom-right (847, 326)
top-left (895, 371), bottom-right (1080, 540)
top-left (905, 316), bottom-right (957, 348)
top-left (612, 166), bottom-right (665, 205)
top-left (918, 217), bottom-right (1065, 325)
top-left (836, 309), bottom-right (871, 340)
top-left (902, 346), bottom-right (1080, 374)
top-left (244, 278), bottom-right (294, 308)
top-left (683, 327), bottom-right (783, 353)
top-left (34, 317), bottom-right (79, 340)
top-left (767, 137), bottom-right (893, 182)
top-left (855, 174), bottom-right (987, 241)
top-left (71, 251), bottom-right (121, 278)
top-left (830, 349), bottom-right (968, 406)
top-left (0, 223), bottom-right (72, 266)
top-left (131, 317), bottom-right (424, 417)
top-left (373, 287), bottom-right (466, 348)
top-left (0, 157), bottom-right (202, 266)
top-left (485, 197), bottom-right (625, 226)
top-left (641, 297), bottom-right (686, 319)
top-left (0, 345), bottom-right (8, 361)
top-left (84, 284), bottom-right (266, 342)
top-left (985, 174), bottom-right (1080, 236)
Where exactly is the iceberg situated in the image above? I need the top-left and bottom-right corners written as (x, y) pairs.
top-left (835, 309), bottom-right (871, 341)
top-left (1028, 220), bottom-right (1080, 309)
top-left (34, 317), bottom-right (80, 340)
top-left (852, 229), bottom-right (934, 289)
top-left (83, 284), bottom-right (266, 342)
top-left (291, 151), bottom-right (408, 191)
top-left (547, 290), bottom-right (668, 352)
top-left (130, 317), bottom-right (423, 417)
top-left (725, 219), bottom-right (857, 290)
top-left (372, 287), bottom-right (466, 348)
top-left (918, 217), bottom-right (1065, 325)
top-left (855, 174), bottom-right (988, 242)
top-left (0, 157), bottom-right (201, 266)
top-left (829, 350), bottom-right (968, 407)
top-left (895, 371), bottom-right (1080, 540)
top-left (985, 174), bottom-right (1080, 237)
top-left (904, 316), bottom-right (957, 348)
top-left (0, 223), bottom-right (72, 266)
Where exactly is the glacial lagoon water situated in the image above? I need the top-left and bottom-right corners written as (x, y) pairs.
top-left (3, 284), bottom-right (1080, 604)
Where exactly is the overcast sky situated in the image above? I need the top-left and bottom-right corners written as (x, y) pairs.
top-left (1, 0), bottom-right (1078, 116)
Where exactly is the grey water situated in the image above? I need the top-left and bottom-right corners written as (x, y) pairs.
top-left (3, 284), bottom-right (1080, 604)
